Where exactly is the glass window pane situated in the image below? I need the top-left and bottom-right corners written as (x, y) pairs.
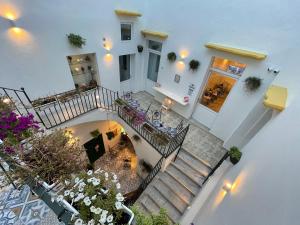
top-left (119, 55), bottom-right (130, 82)
top-left (147, 53), bottom-right (160, 82)
top-left (200, 71), bottom-right (236, 112)
top-left (212, 57), bottom-right (246, 76)
top-left (148, 40), bottom-right (162, 52)
top-left (121, 24), bottom-right (131, 40)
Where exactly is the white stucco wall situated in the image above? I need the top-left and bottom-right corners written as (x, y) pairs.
top-left (0, 0), bottom-right (146, 98)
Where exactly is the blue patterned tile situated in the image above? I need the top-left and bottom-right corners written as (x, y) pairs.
top-left (0, 209), bottom-right (17, 225)
top-left (19, 200), bottom-right (50, 225)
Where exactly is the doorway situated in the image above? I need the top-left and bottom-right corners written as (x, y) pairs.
top-left (119, 54), bottom-right (134, 93)
top-left (145, 40), bottom-right (162, 95)
top-left (192, 56), bottom-right (246, 128)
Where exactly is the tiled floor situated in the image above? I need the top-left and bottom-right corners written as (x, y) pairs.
top-left (0, 185), bottom-right (62, 225)
top-left (133, 91), bottom-right (227, 167)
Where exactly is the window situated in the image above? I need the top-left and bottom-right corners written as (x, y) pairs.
top-left (147, 52), bottom-right (160, 82)
top-left (148, 40), bottom-right (162, 52)
top-left (119, 55), bottom-right (130, 82)
top-left (121, 23), bottom-right (131, 40)
top-left (199, 57), bottom-right (246, 112)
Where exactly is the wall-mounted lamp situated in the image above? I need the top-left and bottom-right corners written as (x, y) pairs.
top-left (222, 183), bottom-right (232, 192)
top-left (2, 97), bottom-right (11, 104)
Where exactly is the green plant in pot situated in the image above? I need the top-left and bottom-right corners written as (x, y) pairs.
top-left (189, 59), bottom-right (200, 71)
top-left (167, 52), bottom-right (177, 62)
top-left (244, 76), bottom-right (262, 92)
top-left (67, 33), bottom-right (86, 48)
top-left (229, 146), bottom-right (242, 164)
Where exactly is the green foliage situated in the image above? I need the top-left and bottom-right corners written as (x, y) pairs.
top-left (90, 129), bottom-right (100, 138)
top-left (229, 146), bottom-right (242, 164)
top-left (167, 52), bottom-right (177, 62)
top-left (67, 33), bottom-right (86, 48)
top-left (189, 59), bottom-right (200, 71)
top-left (244, 76), bottom-right (262, 92)
top-left (131, 205), bottom-right (174, 225)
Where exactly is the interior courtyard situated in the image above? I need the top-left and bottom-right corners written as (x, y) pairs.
top-left (0, 0), bottom-right (299, 225)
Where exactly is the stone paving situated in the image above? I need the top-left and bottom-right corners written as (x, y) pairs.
top-left (133, 91), bottom-right (227, 167)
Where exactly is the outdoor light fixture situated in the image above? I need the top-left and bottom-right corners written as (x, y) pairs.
top-left (222, 183), bottom-right (232, 192)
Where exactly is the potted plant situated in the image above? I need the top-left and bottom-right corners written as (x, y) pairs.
top-left (244, 76), bottom-right (262, 92)
top-left (189, 59), bottom-right (200, 71)
top-left (131, 206), bottom-right (171, 225)
top-left (229, 146), bottom-right (242, 164)
top-left (56, 169), bottom-right (134, 225)
top-left (137, 45), bottom-right (143, 53)
top-left (167, 52), bottom-right (177, 62)
top-left (67, 33), bottom-right (86, 48)
top-left (132, 134), bottom-right (141, 142)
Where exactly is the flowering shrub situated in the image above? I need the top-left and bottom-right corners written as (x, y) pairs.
top-left (0, 112), bottom-right (39, 154)
top-left (58, 169), bottom-right (125, 225)
top-left (10, 129), bottom-right (85, 184)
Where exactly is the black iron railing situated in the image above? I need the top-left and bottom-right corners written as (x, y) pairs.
top-left (202, 151), bottom-right (229, 185)
top-left (139, 157), bottom-right (164, 191)
top-left (30, 86), bottom-right (118, 129)
top-left (117, 106), bottom-right (190, 157)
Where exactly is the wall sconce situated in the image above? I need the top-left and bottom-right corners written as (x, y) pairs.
top-left (2, 97), bottom-right (11, 104)
top-left (222, 183), bottom-right (232, 192)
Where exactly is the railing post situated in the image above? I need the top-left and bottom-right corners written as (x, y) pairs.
top-left (21, 87), bottom-right (47, 128)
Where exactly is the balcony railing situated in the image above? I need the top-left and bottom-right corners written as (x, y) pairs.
top-left (1, 85), bottom-right (189, 158)
top-left (117, 105), bottom-right (189, 158)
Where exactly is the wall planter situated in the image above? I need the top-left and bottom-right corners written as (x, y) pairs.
top-left (244, 76), bottom-right (262, 92)
top-left (167, 52), bottom-right (177, 62)
top-left (137, 45), bottom-right (143, 53)
top-left (189, 59), bottom-right (200, 71)
top-left (229, 146), bottom-right (242, 164)
top-left (67, 33), bottom-right (86, 48)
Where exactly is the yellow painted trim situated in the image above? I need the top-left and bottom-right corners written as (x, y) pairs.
top-left (263, 85), bottom-right (287, 111)
top-left (114, 9), bottom-right (142, 17)
top-left (205, 42), bottom-right (267, 60)
top-left (141, 30), bottom-right (168, 39)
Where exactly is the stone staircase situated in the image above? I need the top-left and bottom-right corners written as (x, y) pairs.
top-left (135, 148), bottom-right (212, 224)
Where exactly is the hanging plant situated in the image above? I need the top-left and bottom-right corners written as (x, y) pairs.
top-left (229, 146), bottom-right (242, 165)
top-left (189, 59), bottom-right (200, 71)
top-left (137, 45), bottom-right (144, 53)
top-left (167, 52), bottom-right (177, 62)
top-left (244, 76), bottom-right (262, 92)
top-left (67, 33), bottom-right (86, 48)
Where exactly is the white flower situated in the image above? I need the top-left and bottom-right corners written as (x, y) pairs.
top-left (115, 201), bottom-right (122, 210)
top-left (104, 172), bottom-right (108, 178)
top-left (87, 219), bottom-right (95, 225)
top-left (75, 218), bottom-right (83, 225)
top-left (70, 192), bottom-right (75, 198)
top-left (87, 170), bottom-right (93, 175)
top-left (64, 190), bottom-right (70, 196)
top-left (65, 180), bottom-right (70, 185)
top-left (113, 174), bottom-right (117, 180)
top-left (116, 193), bottom-right (124, 201)
top-left (106, 215), bottom-right (113, 223)
top-left (84, 197), bottom-right (91, 206)
top-left (87, 178), bottom-right (92, 183)
top-left (108, 223), bottom-right (113, 225)
top-left (99, 214), bottom-right (106, 224)
top-left (74, 193), bottom-right (85, 202)
top-left (56, 195), bottom-right (63, 202)
top-left (91, 195), bottom-right (97, 200)
top-left (116, 183), bottom-right (121, 189)
top-left (71, 213), bottom-right (77, 221)
top-left (101, 210), bottom-right (108, 216)
top-left (90, 206), bottom-right (96, 213)
top-left (75, 177), bottom-right (80, 184)
top-left (94, 207), bottom-right (102, 215)
top-left (92, 179), bottom-right (100, 186)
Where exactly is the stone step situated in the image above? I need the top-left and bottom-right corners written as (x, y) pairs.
top-left (153, 178), bottom-right (188, 213)
top-left (158, 172), bottom-right (194, 204)
top-left (167, 164), bottom-right (201, 195)
top-left (179, 149), bottom-right (212, 176)
top-left (146, 186), bottom-right (181, 224)
top-left (172, 159), bottom-right (205, 185)
top-left (139, 192), bottom-right (160, 214)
